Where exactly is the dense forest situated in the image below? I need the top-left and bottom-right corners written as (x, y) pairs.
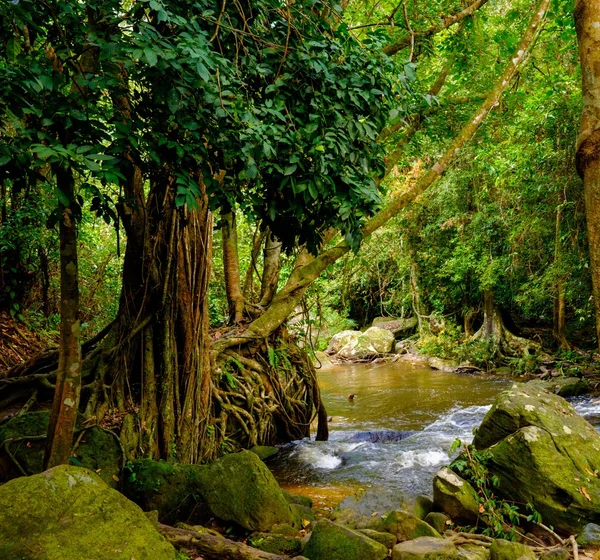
top-left (3, 0), bottom-right (600, 559)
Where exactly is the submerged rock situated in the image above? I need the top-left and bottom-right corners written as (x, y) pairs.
top-left (0, 465), bottom-right (176, 560)
top-left (433, 467), bottom-right (480, 525)
top-left (303, 519), bottom-right (388, 560)
top-left (392, 537), bottom-right (459, 560)
top-left (346, 430), bottom-right (414, 443)
top-left (428, 357), bottom-right (459, 372)
top-left (472, 383), bottom-right (600, 534)
top-left (332, 487), bottom-right (433, 531)
top-left (124, 450), bottom-right (296, 532)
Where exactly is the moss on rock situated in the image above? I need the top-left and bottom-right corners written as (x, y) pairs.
top-left (433, 467), bottom-right (479, 525)
top-left (392, 536), bottom-right (459, 560)
top-left (248, 532), bottom-right (303, 555)
top-left (383, 510), bottom-right (441, 541)
top-left (303, 519), bottom-right (388, 560)
top-left (489, 539), bottom-right (535, 560)
top-left (0, 465), bottom-right (176, 560)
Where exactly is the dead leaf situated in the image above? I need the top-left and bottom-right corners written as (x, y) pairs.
top-left (478, 504), bottom-right (485, 513)
top-left (580, 487), bottom-right (592, 501)
top-left (302, 519), bottom-right (311, 528)
top-left (585, 467), bottom-right (598, 478)
top-left (95, 468), bottom-right (101, 473)
top-left (112, 474), bottom-right (120, 482)
top-left (371, 511), bottom-right (379, 517)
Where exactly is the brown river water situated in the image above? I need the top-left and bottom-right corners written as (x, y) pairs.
top-left (269, 361), bottom-right (600, 514)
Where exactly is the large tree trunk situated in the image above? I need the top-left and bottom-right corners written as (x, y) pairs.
top-left (259, 230), bottom-right (282, 308)
top-left (222, 209), bottom-right (245, 324)
top-left (575, 0), bottom-right (600, 351)
top-left (553, 198), bottom-right (570, 350)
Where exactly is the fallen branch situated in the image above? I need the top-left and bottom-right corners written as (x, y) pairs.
top-left (158, 523), bottom-right (297, 560)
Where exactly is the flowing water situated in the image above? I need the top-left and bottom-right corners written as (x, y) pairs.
top-left (270, 361), bottom-right (600, 510)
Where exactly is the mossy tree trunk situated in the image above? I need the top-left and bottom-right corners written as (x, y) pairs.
top-left (221, 209), bottom-right (245, 324)
top-left (575, 0), bottom-right (600, 351)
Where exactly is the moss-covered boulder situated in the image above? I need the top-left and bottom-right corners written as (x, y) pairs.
top-left (358, 528), bottom-right (397, 548)
top-left (433, 467), bottom-right (480, 525)
top-left (125, 451), bottom-right (296, 532)
top-left (0, 411), bottom-right (121, 487)
top-left (332, 487), bottom-right (433, 531)
top-left (472, 383), bottom-right (600, 534)
top-left (457, 544), bottom-right (490, 560)
top-left (489, 539), bottom-right (535, 560)
top-left (339, 327), bottom-right (395, 359)
top-left (392, 537), bottom-right (459, 560)
top-left (283, 489), bottom-right (313, 509)
top-left (527, 377), bottom-right (589, 397)
top-left (0, 465), bottom-right (176, 560)
top-left (123, 458), bottom-right (210, 524)
top-left (249, 532), bottom-right (303, 556)
top-left (250, 445), bottom-right (279, 461)
top-left (326, 330), bottom-right (361, 354)
top-left (303, 519), bottom-right (388, 560)
top-left (577, 523), bottom-right (600, 546)
top-left (201, 450), bottom-right (296, 531)
top-left (383, 510), bottom-right (441, 542)
top-left (371, 317), bottom-right (418, 338)
top-left (313, 351), bottom-right (335, 370)
top-left (424, 512), bottom-right (452, 534)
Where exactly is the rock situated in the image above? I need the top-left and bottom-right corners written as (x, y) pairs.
top-left (539, 549), bottom-right (570, 560)
top-left (303, 519), bottom-right (388, 560)
top-left (494, 367), bottom-right (513, 376)
top-left (433, 467), bottom-right (480, 525)
top-left (358, 528), bottom-right (397, 548)
top-left (353, 327), bottom-right (395, 356)
top-left (527, 377), bottom-right (589, 397)
top-left (0, 411), bottom-right (121, 487)
top-left (346, 430), bottom-right (414, 443)
top-left (472, 383), bottom-right (600, 534)
top-left (174, 522), bottom-right (222, 537)
top-left (332, 488), bottom-right (434, 531)
top-left (392, 537), bottom-right (459, 560)
top-left (458, 544), bottom-right (490, 560)
top-left (577, 523), bottom-right (600, 546)
top-left (249, 532), bottom-right (303, 556)
top-left (250, 445), bottom-right (279, 461)
top-left (326, 330), bottom-right (361, 354)
top-left (395, 340), bottom-right (415, 355)
top-left (193, 450), bottom-right (297, 532)
top-left (0, 465), bottom-right (176, 560)
top-left (383, 510), bottom-right (441, 541)
top-left (372, 317), bottom-right (418, 338)
top-left (489, 539), bottom-right (535, 560)
top-left (124, 451), bottom-right (295, 531)
top-left (424, 512), bottom-right (452, 534)
top-left (312, 351), bottom-right (335, 369)
top-left (428, 357), bottom-right (459, 372)
top-left (283, 489), bottom-right (313, 509)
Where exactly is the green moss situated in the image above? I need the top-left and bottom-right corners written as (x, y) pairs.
top-left (304, 519), bottom-right (388, 560)
top-left (73, 427), bottom-right (121, 488)
top-left (0, 465), bottom-right (176, 560)
top-left (489, 539), bottom-right (535, 560)
top-left (248, 532), bottom-right (303, 555)
top-left (383, 510), bottom-right (441, 541)
top-left (392, 537), bottom-right (459, 560)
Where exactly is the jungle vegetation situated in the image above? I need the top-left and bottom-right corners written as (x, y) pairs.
top-left (0, 0), bottom-right (598, 467)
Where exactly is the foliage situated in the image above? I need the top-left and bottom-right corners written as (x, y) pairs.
top-left (450, 439), bottom-right (541, 539)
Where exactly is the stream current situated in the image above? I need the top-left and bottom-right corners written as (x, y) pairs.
top-left (269, 361), bottom-right (600, 506)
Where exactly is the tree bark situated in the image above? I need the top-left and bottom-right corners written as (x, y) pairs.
top-left (222, 209), bottom-right (245, 324)
top-left (259, 230), bottom-right (282, 307)
top-left (575, 0), bottom-right (600, 350)
top-left (44, 168), bottom-right (82, 469)
top-left (553, 198), bottom-right (570, 350)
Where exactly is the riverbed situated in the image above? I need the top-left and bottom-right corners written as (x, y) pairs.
top-left (269, 361), bottom-right (600, 511)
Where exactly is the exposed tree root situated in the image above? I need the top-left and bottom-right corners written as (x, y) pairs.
top-left (158, 523), bottom-right (294, 560)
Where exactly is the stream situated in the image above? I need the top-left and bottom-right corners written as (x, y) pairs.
top-left (269, 361), bottom-right (600, 510)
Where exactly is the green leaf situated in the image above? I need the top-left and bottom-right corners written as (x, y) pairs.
top-left (38, 75), bottom-right (54, 91)
top-left (6, 37), bottom-right (21, 63)
top-left (0, 156), bottom-right (10, 167)
top-left (196, 61), bottom-right (210, 82)
top-left (145, 47), bottom-right (158, 67)
top-left (167, 88), bottom-right (180, 113)
top-left (283, 164), bottom-right (297, 176)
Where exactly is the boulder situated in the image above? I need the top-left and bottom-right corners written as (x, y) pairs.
top-left (332, 487), bottom-right (434, 531)
top-left (124, 451), bottom-right (296, 531)
top-left (372, 317), bottom-right (418, 338)
top-left (472, 383), bottom-right (600, 534)
top-left (358, 528), bottom-right (397, 548)
top-left (577, 523), bottom-right (600, 547)
top-left (326, 330), bottom-right (361, 354)
top-left (0, 411), bottom-right (121, 487)
top-left (250, 445), bottom-right (279, 461)
top-left (0, 465), bottom-right (176, 560)
top-left (489, 539), bottom-right (535, 560)
top-left (303, 519), bottom-right (388, 560)
top-left (457, 545), bottom-right (490, 560)
top-left (249, 532), bottom-right (303, 556)
top-left (383, 510), bottom-right (441, 541)
top-left (312, 351), bottom-right (335, 369)
top-left (527, 377), bottom-right (589, 397)
top-left (338, 327), bottom-right (395, 359)
top-left (428, 357), bottom-right (459, 372)
top-left (433, 467), bottom-right (480, 525)
top-left (392, 537), bottom-right (459, 560)
top-left (424, 512), bottom-right (452, 534)
top-left (283, 489), bottom-right (313, 509)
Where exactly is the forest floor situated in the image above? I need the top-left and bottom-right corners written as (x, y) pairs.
top-left (0, 312), bottom-right (52, 374)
